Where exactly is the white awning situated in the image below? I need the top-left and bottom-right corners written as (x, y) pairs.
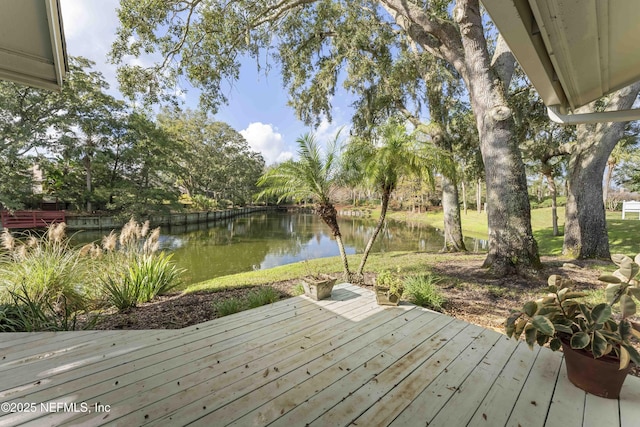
top-left (0, 0), bottom-right (68, 91)
top-left (483, 0), bottom-right (640, 118)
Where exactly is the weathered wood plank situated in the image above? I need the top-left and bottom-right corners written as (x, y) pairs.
top-left (583, 393), bottom-right (619, 427)
top-left (0, 332), bottom-right (56, 348)
top-left (118, 306), bottom-right (418, 427)
top-left (0, 331), bottom-right (122, 366)
top-left (544, 363), bottom-right (585, 427)
top-left (1, 284), bottom-right (638, 427)
top-left (225, 309), bottom-right (453, 427)
top-left (426, 335), bottom-right (518, 426)
top-left (313, 317), bottom-right (478, 427)
top-left (1, 291), bottom-right (343, 396)
top-left (505, 348), bottom-right (563, 427)
top-left (619, 376), bottom-right (640, 427)
top-left (467, 342), bottom-right (541, 427)
top-left (387, 326), bottom-right (501, 427)
top-left (8, 291), bottom-right (381, 426)
top-left (0, 330), bottom-right (166, 387)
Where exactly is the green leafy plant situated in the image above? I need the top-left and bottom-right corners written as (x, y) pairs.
top-left (98, 220), bottom-right (184, 310)
top-left (0, 302), bottom-right (25, 332)
top-left (213, 287), bottom-right (282, 317)
top-left (213, 297), bottom-right (244, 317)
top-left (404, 274), bottom-right (445, 311)
top-left (0, 225), bottom-right (89, 311)
top-left (0, 285), bottom-right (97, 332)
top-left (101, 274), bottom-right (141, 310)
top-left (246, 287), bottom-right (280, 308)
top-left (505, 255), bottom-right (640, 369)
top-left (375, 269), bottom-right (404, 297)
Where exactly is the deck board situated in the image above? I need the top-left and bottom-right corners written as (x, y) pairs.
top-left (0, 283), bottom-right (638, 427)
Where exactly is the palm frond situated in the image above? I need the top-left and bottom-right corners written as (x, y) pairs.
top-left (256, 131), bottom-right (344, 205)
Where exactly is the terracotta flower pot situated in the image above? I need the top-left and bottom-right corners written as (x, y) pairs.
top-left (301, 275), bottom-right (336, 301)
top-left (560, 340), bottom-right (631, 399)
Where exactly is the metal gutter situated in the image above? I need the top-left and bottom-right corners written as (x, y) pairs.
top-left (547, 105), bottom-right (640, 125)
top-left (45, 0), bottom-right (68, 88)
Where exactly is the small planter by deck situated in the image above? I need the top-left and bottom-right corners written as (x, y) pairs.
top-left (374, 285), bottom-right (402, 306)
top-left (301, 275), bottom-right (336, 300)
top-left (374, 270), bottom-right (404, 306)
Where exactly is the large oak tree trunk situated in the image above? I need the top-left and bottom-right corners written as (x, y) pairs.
top-left (563, 146), bottom-right (610, 258)
top-left (441, 172), bottom-right (466, 251)
top-left (562, 82), bottom-right (640, 258)
top-left (455, 1), bottom-right (540, 274)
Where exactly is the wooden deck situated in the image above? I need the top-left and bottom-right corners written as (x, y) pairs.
top-left (0, 283), bottom-right (638, 426)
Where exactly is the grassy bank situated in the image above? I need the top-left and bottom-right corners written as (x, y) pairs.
top-left (185, 206), bottom-right (637, 295)
top-left (386, 207), bottom-right (640, 256)
top-left (184, 252), bottom-right (485, 294)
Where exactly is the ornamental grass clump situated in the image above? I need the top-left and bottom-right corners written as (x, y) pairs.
top-left (404, 274), bottom-right (445, 311)
top-left (0, 224), bottom-right (89, 310)
top-left (98, 219), bottom-right (184, 310)
top-left (0, 224), bottom-right (96, 331)
top-left (505, 254), bottom-right (640, 370)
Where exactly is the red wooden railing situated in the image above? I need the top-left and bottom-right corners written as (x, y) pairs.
top-left (0, 210), bottom-right (66, 229)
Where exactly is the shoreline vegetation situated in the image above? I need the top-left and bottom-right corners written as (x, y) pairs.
top-left (2, 207), bottom-right (639, 336)
top-left (90, 206), bottom-right (639, 330)
top-left (2, 205), bottom-right (638, 376)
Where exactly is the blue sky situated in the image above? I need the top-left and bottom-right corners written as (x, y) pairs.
top-left (59, 0), bottom-right (352, 165)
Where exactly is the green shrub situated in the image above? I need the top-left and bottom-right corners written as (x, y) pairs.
top-left (0, 285), bottom-right (97, 331)
top-left (404, 274), bottom-right (445, 311)
top-left (292, 284), bottom-right (305, 296)
top-left (375, 269), bottom-right (404, 297)
top-left (97, 220), bottom-right (184, 310)
top-left (134, 253), bottom-right (183, 302)
top-left (0, 303), bottom-right (23, 332)
top-left (213, 298), bottom-right (244, 317)
top-left (101, 273), bottom-right (141, 310)
top-left (246, 287), bottom-right (280, 308)
top-left (0, 225), bottom-right (90, 312)
top-left (213, 286), bottom-right (282, 317)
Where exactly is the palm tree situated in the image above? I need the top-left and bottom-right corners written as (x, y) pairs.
top-left (257, 132), bottom-right (351, 278)
top-left (344, 121), bottom-right (437, 278)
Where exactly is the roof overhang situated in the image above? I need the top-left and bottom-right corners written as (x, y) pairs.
top-left (0, 0), bottom-right (68, 91)
top-left (483, 0), bottom-right (640, 123)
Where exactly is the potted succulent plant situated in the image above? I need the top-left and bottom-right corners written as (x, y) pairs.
top-left (374, 270), bottom-right (404, 306)
top-left (505, 254), bottom-right (640, 399)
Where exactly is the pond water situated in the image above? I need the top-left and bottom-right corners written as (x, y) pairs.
top-left (74, 211), bottom-right (486, 286)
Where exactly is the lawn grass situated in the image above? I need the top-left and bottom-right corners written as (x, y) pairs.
top-left (184, 251), bottom-right (485, 294)
top-left (185, 206), bottom-right (640, 295)
top-left (387, 207), bottom-right (640, 256)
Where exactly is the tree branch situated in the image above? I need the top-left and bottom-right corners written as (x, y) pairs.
top-left (379, 0), bottom-right (463, 67)
top-left (491, 33), bottom-right (515, 93)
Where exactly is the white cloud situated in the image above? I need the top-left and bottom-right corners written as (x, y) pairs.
top-left (240, 122), bottom-right (293, 165)
top-left (60, 0), bottom-right (120, 92)
top-left (314, 117), bottom-right (349, 147)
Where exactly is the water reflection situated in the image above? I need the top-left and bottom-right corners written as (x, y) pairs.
top-left (73, 212), bottom-right (486, 286)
